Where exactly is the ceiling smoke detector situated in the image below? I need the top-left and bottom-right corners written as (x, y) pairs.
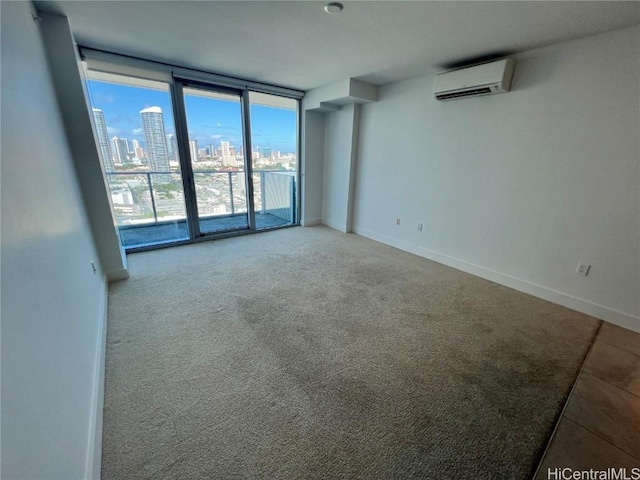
top-left (324, 2), bottom-right (344, 14)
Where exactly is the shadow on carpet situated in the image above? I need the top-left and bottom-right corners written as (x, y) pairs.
top-left (104, 225), bottom-right (600, 479)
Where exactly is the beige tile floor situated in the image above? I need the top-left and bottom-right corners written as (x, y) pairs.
top-left (534, 322), bottom-right (640, 479)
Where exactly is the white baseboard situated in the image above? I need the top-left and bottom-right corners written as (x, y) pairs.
top-left (353, 226), bottom-right (640, 333)
top-left (321, 217), bottom-right (347, 233)
top-left (85, 276), bottom-right (109, 479)
top-left (107, 268), bottom-right (129, 281)
top-left (301, 217), bottom-right (321, 227)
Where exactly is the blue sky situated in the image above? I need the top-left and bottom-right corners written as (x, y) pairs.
top-left (87, 80), bottom-right (297, 154)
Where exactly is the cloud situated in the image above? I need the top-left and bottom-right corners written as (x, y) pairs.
top-left (132, 128), bottom-right (143, 135)
top-left (92, 93), bottom-right (116, 104)
top-left (106, 126), bottom-right (119, 135)
top-left (210, 134), bottom-right (224, 139)
top-left (204, 123), bottom-right (239, 133)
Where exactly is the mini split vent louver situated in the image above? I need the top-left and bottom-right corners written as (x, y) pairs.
top-left (433, 58), bottom-right (515, 101)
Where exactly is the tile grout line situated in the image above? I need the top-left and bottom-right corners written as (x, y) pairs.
top-left (530, 320), bottom-right (604, 480)
top-left (580, 367), bottom-right (640, 400)
top-left (561, 416), bottom-right (640, 463)
top-left (566, 368), bottom-right (640, 460)
top-left (595, 337), bottom-right (640, 361)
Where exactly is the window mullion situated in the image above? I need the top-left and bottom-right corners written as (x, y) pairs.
top-left (170, 81), bottom-right (200, 239)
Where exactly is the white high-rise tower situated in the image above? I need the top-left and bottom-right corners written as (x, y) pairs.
top-left (221, 140), bottom-right (234, 167)
top-left (92, 108), bottom-right (115, 172)
top-left (139, 106), bottom-right (170, 173)
top-left (132, 139), bottom-right (144, 159)
top-left (189, 140), bottom-right (199, 162)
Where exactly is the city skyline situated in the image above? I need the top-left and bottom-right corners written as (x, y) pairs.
top-left (87, 79), bottom-right (298, 156)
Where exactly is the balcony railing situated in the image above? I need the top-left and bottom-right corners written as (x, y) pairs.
top-left (105, 170), bottom-right (295, 229)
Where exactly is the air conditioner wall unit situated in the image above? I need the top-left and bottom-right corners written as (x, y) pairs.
top-left (433, 58), bottom-right (515, 101)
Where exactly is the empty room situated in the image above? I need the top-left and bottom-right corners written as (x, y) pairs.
top-left (1, 1), bottom-right (639, 479)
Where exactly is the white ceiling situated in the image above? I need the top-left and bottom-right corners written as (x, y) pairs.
top-left (35, 1), bottom-right (640, 91)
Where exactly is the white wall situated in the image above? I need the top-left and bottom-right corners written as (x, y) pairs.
top-left (301, 110), bottom-right (325, 225)
top-left (1, 2), bottom-right (108, 478)
top-left (352, 25), bottom-right (640, 330)
top-left (39, 13), bottom-right (128, 282)
top-left (300, 79), bottom-right (374, 228)
top-left (322, 104), bottom-right (360, 232)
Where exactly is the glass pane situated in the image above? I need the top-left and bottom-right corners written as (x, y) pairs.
top-left (85, 71), bottom-right (189, 248)
top-left (183, 88), bottom-right (249, 234)
top-left (249, 92), bottom-right (298, 229)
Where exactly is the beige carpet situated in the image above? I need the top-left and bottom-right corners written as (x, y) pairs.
top-left (103, 225), bottom-right (600, 479)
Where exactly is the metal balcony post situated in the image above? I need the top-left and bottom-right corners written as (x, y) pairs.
top-left (228, 171), bottom-right (234, 215)
top-left (260, 170), bottom-right (266, 213)
top-left (290, 176), bottom-right (295, 222)
top-left (147, 172), bottom-right (158, 223)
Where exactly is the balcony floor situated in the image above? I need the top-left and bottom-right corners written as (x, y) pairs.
top-left (120, 212), bottom-right (290, 248)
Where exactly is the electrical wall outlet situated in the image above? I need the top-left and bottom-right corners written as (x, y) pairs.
top-left (576, 263), bottom-right (591, 276)
top-left (417, 223), bottom-right (423, 231)
top-left (396, 218), bottom-right (401, 225)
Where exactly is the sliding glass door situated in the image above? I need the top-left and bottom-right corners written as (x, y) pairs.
top-left (248, 92), bottom-right (298, 230)
top-left (182, 86), bottom-right (249, 234)
top-left (85, 65), bottom-right (298, 250)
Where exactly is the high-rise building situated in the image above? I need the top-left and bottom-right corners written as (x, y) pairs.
top-left (111, 136), bottom-right (130, 164)
top-left (132, 139), bottom-right (145, 159)
top-left (221, 140), bottom-right (235, 167)
top-left (92, 108), bottom-right (115, 172)
top-left (189, 139), bottom-right (199, 162)
top-left (139, 106), bottom-right (170, 173)
top-left (166, 134), bottom-right (179, 161)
